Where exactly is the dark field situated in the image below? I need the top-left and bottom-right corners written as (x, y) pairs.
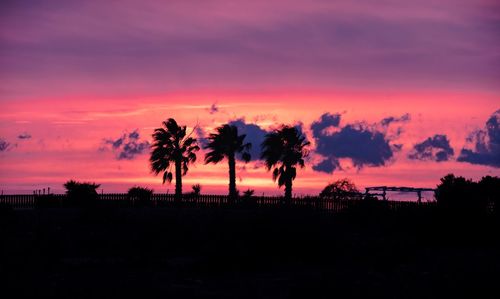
top-left (1, 206), bottom-right (499, 298)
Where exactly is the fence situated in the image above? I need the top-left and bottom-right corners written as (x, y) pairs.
top-left (0, 193), bottom-right (439, 212)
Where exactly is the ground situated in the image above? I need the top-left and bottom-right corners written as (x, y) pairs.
top-left (1, 206), bottom-right (499, 298)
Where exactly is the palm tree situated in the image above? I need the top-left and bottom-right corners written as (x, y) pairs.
top-left (261, 125), bottom-right (310, 202)
top-left (204, 124), bottom-right (251, 198)
top-left (150, 118), bottom-right (199, 200)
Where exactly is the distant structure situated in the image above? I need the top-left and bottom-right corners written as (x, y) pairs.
top-left (365, 186), bottom-right (436, 203)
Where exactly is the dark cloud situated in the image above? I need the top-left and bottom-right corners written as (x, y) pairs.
top-left (228, 119), bottom-right (268, 161)
top-left (311, 113), bottom-right (341, 137)
top-left (102, 129), bottom-right (149, 160)
top-left (208, 103), bottom-right (219, 114)
top-left (195, 126), bottom-right (208, 148)
top-left (381, 113), bottom-right (411, 127)
top-left (17, 132), bottom-right (32, 139)
top-left (0, 138), bottom-right (10, 152)
top-left (408, 134), bottom-right (454, 162)
top-left (312, 157), bottom-right (341, 173)
top-left (311, 113), bottom-right (408, 173)
top-left (457, 109), bottom-right (500, 167)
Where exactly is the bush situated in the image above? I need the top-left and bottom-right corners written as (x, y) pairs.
top-left (191, 184), bottom-right (202, 196)
top-left (64, 180), bottom-right (100, 207)
top-left (240, 189), bottom-right (256, 207)
top-left (127, 186), bottom-right (153, 206)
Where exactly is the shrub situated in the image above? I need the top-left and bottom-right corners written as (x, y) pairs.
top-left (64, 180), bottom-right (100, 207)
top-left (191, 184), bottom-right (202, 196)
top-left (127, 186), bottom-right (153, 206)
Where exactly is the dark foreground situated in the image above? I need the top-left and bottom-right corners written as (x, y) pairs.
top-left (1, 206), bottom-right (499, 298)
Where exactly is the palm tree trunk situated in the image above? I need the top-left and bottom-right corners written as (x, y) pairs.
top-left (228, 154), bottom-right (237, 200)
top-left (175, 158), bottom-right (182, 201)
top-left (284, 167), bottom-right (292, 204)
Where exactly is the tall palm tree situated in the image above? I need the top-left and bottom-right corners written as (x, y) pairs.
top-left (150, 118), bottom-right (199, 199)
top-left (261, 125), bottom-right (310, 202)
top-left (204, 124), bottom-right (251, 198)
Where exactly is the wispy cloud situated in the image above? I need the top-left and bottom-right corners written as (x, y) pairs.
top-left (17, 132), bottom-right (32, 140)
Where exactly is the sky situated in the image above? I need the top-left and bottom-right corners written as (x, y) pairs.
top-left (0, 0), bottom-right (499, 198)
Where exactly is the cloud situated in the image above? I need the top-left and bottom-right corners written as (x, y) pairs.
top-left (208, 103), bottom-right (219, 114)
top-left (195, 126), bottom-right (208, 148)
top-left (228, 118), bottom-right (268, 161)
top-left (0, 138), bottom-right (11, 152)
top-left (311, 113), bottom-right (341, 137)
top-left (101, 129), bottom-right (149, 160)
top-left (311, 113), bottom-right (408, 173)
top-left (312, 157), bottom-right (341, 173)
top-left (380, 113), bottom-right (411, 127)
top-left (457, 109), bottom-right (500, 167)
top-left (17, 132), bottom-right (32, 139)
top-left (2, 1), bottom-right (499, 99)
top-left (408, 134), bottom-right (454, 162)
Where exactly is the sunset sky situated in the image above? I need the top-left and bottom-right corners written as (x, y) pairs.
top-left (0, 0), bottom-right (499, 197)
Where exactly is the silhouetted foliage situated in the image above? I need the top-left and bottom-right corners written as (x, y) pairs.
top-left (436, 174), bottom-right (490, 214)
top-left (319, 178), bottom-right (359, 200)
top-left (150, 118), bottom-right (199, 200)
top-left (64, 180), bottom-right (100, 207)
top-left (205, 124), bottom-right (251, 198)
top-left (243, 189), bottom-right (255, 197)
top-left (239, 189), bottom-right (256, 207)
top-left (191, 184), bottom-right (202, 195)
top-left (261, 125), bottom-right (310, 202)
top-left (478, 175), bottom-right (500, 215)
top-left (127, 186), bottom-right (153, 206)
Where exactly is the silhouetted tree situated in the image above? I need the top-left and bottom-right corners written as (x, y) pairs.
top-left (64, 180), bottom-right (100, 207)
top-left (261, 125), bottom-right (310, 202)
top-left (478, 175), bottom-right (500, 214)
top-left (436, 174), bottom-right (486, 214)
top-left (320, 178), bottom-right (359, 200)
top-left (204, 124), bottom-right (251, 199)
top-left (150, 118), bottom-right (199, 200)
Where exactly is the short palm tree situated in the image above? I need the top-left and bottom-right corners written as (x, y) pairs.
top-left (204, 124), bottom-right (251, 198)
top-left (261, 125), bottom-right (310, 202)
top-left (150, 118), bottom-right (199, 199)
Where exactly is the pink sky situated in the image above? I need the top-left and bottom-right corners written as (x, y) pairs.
top-left (0, 1), bottom-right (499, 196)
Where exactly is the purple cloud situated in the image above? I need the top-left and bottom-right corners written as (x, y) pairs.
top-left (0, 138), bottom-right (11, 152)
top-left (101, 129), bottom-right (149, 160)
top-left (311, 113), bottom-right (408, 173)
top-left (408, 134), bottom-right (454, 162)
top-left (17, 132), bottom-right (32, 140)
top-left (458, 109), bottom-right (500, 167)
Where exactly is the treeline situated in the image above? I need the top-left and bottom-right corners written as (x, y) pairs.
top-left (436, 174), bottom-right (499, 214)
top-left (13, 174), bottom-right (495, 215)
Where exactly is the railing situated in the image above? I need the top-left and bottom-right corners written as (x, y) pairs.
top-left (0, 193), bottom-right (440, 212)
